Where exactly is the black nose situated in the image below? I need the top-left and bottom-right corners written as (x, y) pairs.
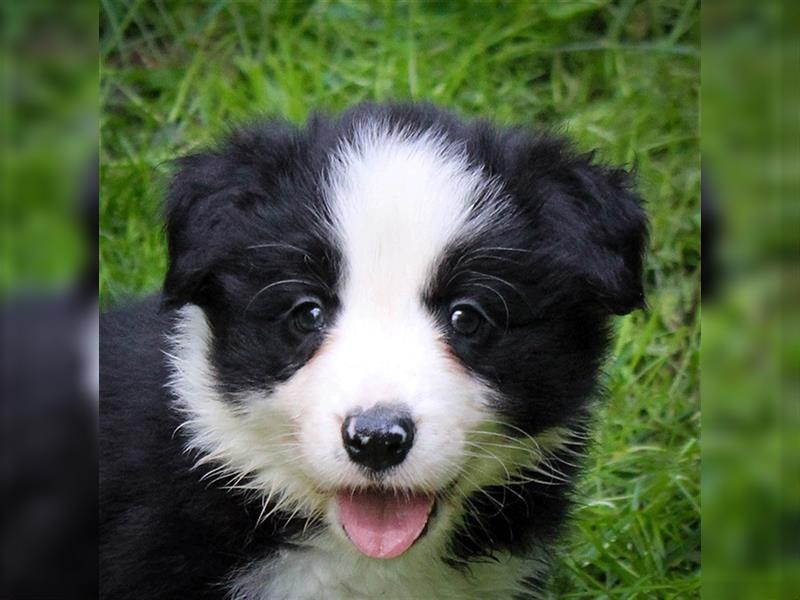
top-left (341, 405), bottom-right (415, 472)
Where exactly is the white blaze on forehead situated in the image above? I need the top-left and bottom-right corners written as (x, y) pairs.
top-left (327, 124), bottom-right (500, 312)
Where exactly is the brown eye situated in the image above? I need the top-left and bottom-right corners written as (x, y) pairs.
top-left (292, 302), bottom-right (325, 333)
top-left (450, 305), bottom-right (484, 336)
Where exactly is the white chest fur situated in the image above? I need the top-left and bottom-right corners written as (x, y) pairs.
top-left (229, 531), bottom-right (544, 600)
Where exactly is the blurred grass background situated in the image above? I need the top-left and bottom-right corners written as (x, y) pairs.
top-left (0, 1), bottom-right (96, 296)
top-left (701, 2), bottom-right (799, 598)
top-left (100, 1), bottom-right (700, 597)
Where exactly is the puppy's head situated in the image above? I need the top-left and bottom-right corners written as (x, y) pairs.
top-left (164, 104), bottom-right (647, 561)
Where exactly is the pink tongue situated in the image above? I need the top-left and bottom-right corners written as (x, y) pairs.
top-left (336, 490), bottom-right (434, 559)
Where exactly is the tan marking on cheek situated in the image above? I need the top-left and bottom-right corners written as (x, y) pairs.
top-left (436, 337), bottom-right (470, 375)
top-left (297, 329), bottom-right (338, 373)
top-left (288, 412), bottom-right (302, 429)
top-left (281, 333), bottom-right (342, 435)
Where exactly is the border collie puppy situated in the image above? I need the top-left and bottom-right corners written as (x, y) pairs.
top-left (100, 103), bottom-right (647, 599)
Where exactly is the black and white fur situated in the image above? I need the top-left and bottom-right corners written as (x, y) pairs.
top-left (100, 103), bottom-right (647, 599)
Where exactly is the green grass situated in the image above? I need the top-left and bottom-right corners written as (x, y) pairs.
top-left (100, 1), bottom-right (700, 597)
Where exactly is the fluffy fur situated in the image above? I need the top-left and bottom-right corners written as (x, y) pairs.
top-left (100, 103), bottom-right (647, 599)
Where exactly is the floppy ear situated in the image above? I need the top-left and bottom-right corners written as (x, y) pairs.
top-left (160, 122), bottom-right (300, 311)
top-left (553, 156), bottom-right (648, 315)
top-left (161, 150), bottom-right (238, 311)
top-left (517, 140), bottom-right (648, 316)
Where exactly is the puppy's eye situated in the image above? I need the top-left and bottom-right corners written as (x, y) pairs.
top-left (449, 305), bottom-right (484, 336)
top-left (292, 302), bottom-right (325, 333)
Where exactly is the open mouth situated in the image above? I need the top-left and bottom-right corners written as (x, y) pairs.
top-left (336, 489), bottom-right (437, 559)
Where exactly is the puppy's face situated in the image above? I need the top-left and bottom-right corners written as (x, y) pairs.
top-left (164, 106), bottom-right (646, 560)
